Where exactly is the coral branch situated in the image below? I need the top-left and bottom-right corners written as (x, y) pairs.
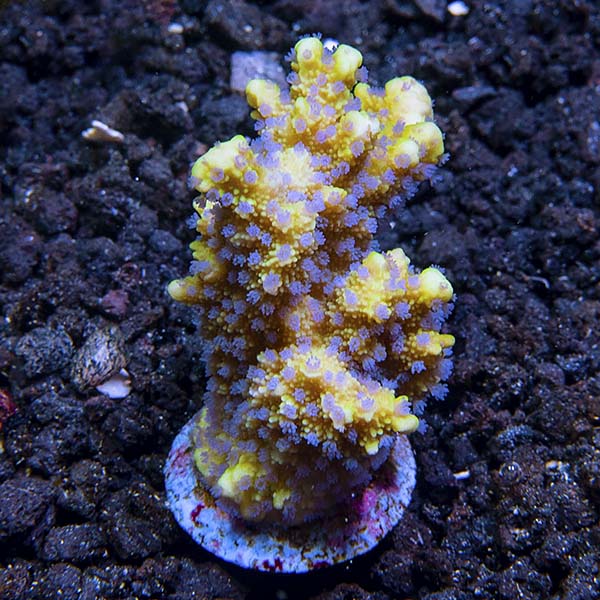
top-left (167, 36), bottom-right (454, 553)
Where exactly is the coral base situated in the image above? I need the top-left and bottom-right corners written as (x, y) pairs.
top-left (164, 411), bottom-right (416, 573)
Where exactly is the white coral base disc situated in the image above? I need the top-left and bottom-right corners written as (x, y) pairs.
top-left (164, 410), bottom-right (416, 573)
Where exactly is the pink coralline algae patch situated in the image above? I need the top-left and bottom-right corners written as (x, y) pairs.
top-left (169, 447), bottom-right (191, 477)
top-left (261, 558), bottom-right (284, 572)
top-left (359, 487), bottom-right (379, 516)
top-left (190, 502), bottom-right (204, 525)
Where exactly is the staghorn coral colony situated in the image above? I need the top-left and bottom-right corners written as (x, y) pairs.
top-left (166, 37), bottom-right (454, 570)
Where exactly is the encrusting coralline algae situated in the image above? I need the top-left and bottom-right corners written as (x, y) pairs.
top-left (165, 36), bottom-right (454, 572)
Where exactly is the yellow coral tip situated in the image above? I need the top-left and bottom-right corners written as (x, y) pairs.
top-left (419, 268), bottom-right (453, 302)
top-left (246, 79), bottom-right (280, 109)
top-left (406, 122), bottom-right (444, 162)
top-left (385, 76), bottom-right (427, 100)
top-left (191, 135), bottom-right (247, 183)
top-left (167, 279), bottom-right (186, 302)
top-left (388, 247), bottom-right (410, 268)
top-left (332, 44), bottom-right (363, 80)
top-left (393, 414), bottom-right (419, 434)
top-left (364, 252), bottom-right (387, 277)
top-left (295, 37), bottom-right (323, 63)
top-left (365, 439), bottom-right (379, 455)
top-left (273, 488), bottom-right (291, 509)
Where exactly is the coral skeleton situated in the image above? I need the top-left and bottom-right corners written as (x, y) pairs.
top-left (165, 36), bottom-right (454, 571)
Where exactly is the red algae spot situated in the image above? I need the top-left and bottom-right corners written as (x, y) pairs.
top-left (190, 502), bottom-right (204, 525)
top-left (0, 389), bottom-right (16, 431)
top-left (262, 557), bottom-right (284, 572)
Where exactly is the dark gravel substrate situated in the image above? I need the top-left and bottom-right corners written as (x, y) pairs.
top-left (1, 1), bottom-right (599, 599)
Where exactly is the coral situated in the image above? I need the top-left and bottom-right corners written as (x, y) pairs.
top-left (168, 37), bottom-right (454, 529)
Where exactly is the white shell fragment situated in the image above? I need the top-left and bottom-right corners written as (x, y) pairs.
top-left (167, 22), bottom-right (184, 34)
top-left (322, 38), bottom-right (340, 53)
top-left (96, 368), bottom-right (131, 399)
top-left (164, 410), bottom-right (416, 573)
top-left (448, 1), bottom-right (469, 16)
top-left (82, 120), bottom-right (125, 143)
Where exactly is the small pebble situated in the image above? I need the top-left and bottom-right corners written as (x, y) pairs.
top-left (71, 327), bottom-right (127, 392)
top-left (15, 326), bottom-right (74, 378)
